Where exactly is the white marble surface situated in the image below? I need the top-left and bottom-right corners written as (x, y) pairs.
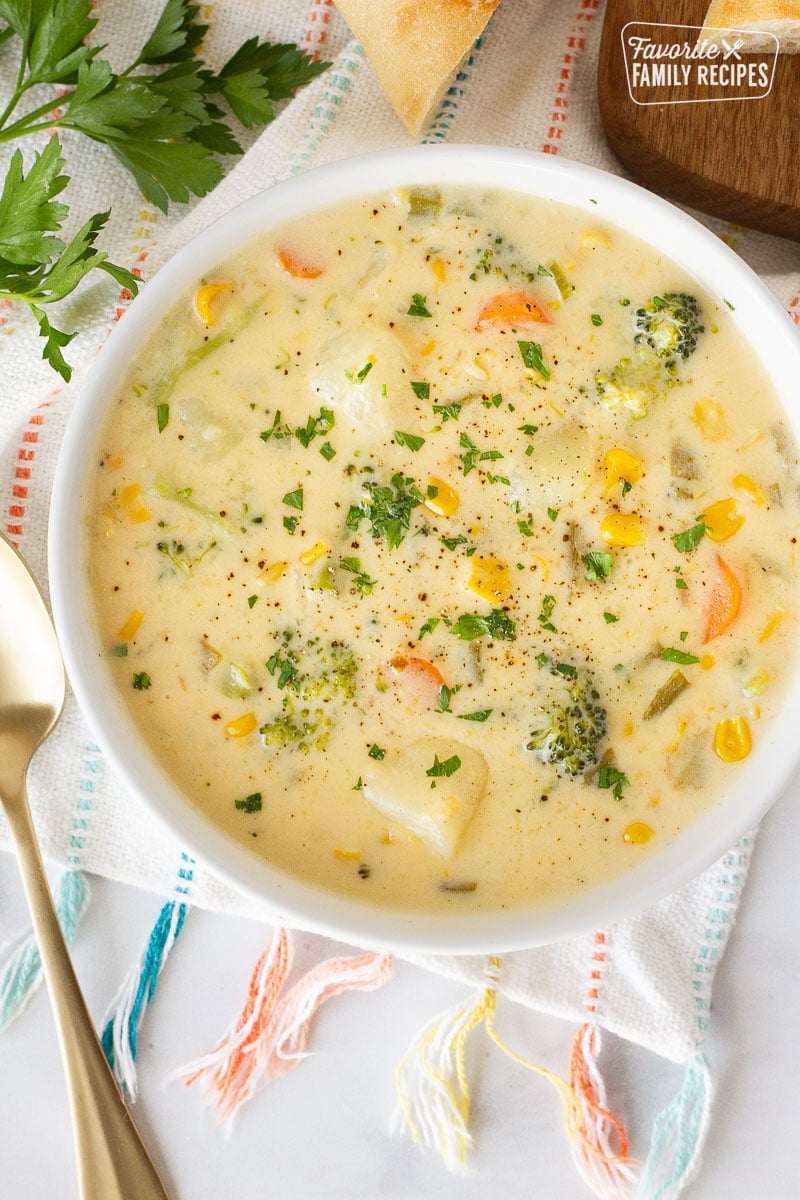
top-left (0, 783), bottom-right (798, 1200)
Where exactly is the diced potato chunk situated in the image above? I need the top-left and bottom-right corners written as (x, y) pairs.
top-left (363, 737), bottom-right (488, 856)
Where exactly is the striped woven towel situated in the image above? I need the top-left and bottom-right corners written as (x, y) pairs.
top-left (1, 3), bottom-right (799, 1196)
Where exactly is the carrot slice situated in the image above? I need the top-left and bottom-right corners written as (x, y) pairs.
top-left (475, 291), bottom-right (551, 331)
top-left (276, 247), bottom-right (324, 278)
top-left (702, 555), bottom-right (742, 643)
top-left (387, 655), bottom-right (445, 705)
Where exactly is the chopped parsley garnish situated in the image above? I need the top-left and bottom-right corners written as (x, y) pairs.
top-left (432, 403), bottom-right (462, 422)
top-left (358, 863), bottom-right (371, 879)
top-left (676, 577), bottom-right (688, 590)
top-left (598, 766), bottom-right (629, 801)
top-left (459, 432), bottom-right (504, 477)
top-left (482, 393), bottom-right (503, 408)
top-left (440, 533), bottom-right (470, 551)
top-left (407, 292), bottom-right (432, 318)
top-left (110, 643), bottom-right (128, 657)
top-left (591, 313), bottom-right (603, 327)
top-left (132, 671), bottom-right (151, 689)
top-left (368, 744), bottom-right (386, 760)
top-left (436, 683), bottom-right (462, 713)
top-left (261, 410), bottom-right (293, 442)
top-left (235, 792), bottom-right (263, 813)
top-left (411, 381), bottom-right (430, 400)
top-left (352, 777), bottom-right (363, 791)
top-left (266, 649), bottom-right (300, 691)
top-left (603, 612), bottom-right (619, 624)
top-left (247, 595), bottom-right (258, 609)
top-left (419, 616), bottom-right (441, 639)
top-left (457, 709), bottom-right (492, 722)
top-left (583, 551), bottom-right (613, 581)
top-left (340, 556), bottom-right (376, 595)
top-left (547, 508), bottom-right (559, 522)
top-left (552, 662), bottom-right (577, 680)
top-left (282, 487), bottom-right (304, 510)
top-left (295, 406), bottom-right (334, 448)
top-left (724, 299), bottom-right (736, 312)
top-left (283, 515), bottom-right (299, 534)
top-left (426, 753), bottom-right (462, 778)
top-left (157, 403), bottom-right (169, 433)
top-left (346, 472), bottom-right (423, 550)
top-left (661, 647), bottom-right (701, 665)
top-left (517, 340), bottom-right (551, 381)
top-left (621, 478), bottom-right (632, 497)
top-left (450, 609), bottom-right (516, 642)
top-left (319, 441), bottom-right (336, 461)
top-left (517, 518), bottom-right (535, 537)
top-left (518, 423), bottom-right (539, 437)
top-left (355, 361), bottom-right (373, 382)
top-left (673, 523), bottom-right (707, 553)
top-left (394, 430), bottom-right (426, 452)
top-left (538, 594), bottom-right (557, 632)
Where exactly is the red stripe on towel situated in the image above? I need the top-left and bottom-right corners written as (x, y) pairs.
top-left (5, 402), bottom-right (53, 549)
top-left (542, 0), bottom-right (600, 156)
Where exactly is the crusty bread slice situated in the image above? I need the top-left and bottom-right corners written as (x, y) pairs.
top-left (333, 0), bottom-right (502, 134)
top-left (699, 0), bottom-right (800, 52)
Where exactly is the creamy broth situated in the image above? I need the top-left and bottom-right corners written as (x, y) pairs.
top-left (86, 186), bottom-right (800, 914)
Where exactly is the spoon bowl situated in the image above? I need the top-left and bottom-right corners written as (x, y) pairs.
top-left (0, 531), bottom-right (170, 1200)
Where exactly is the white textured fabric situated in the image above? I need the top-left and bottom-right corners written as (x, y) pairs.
top-left (1, 0), bottom-right (799, 1067)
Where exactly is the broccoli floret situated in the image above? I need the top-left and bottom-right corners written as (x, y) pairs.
top-left (594, 351), bottom-right (674, 419)
top-left (259, 633), bottom-right (357, 752)
top-left (526, 665), bottom-right (607, 776)
top-left (634, 293), bottom-right (704, 366)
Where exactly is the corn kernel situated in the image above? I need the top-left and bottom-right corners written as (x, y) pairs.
top-left (420, 340), bottom-right (436, 356)
top-left (733, 473), bottom-right (765, 506)
top-left (701, 497), bottom-right (744, 542)
top-left (603, 447), bottom-right (643, 494)
top-left (623, 821), bottom-right (655, 845)
top-left (120, 482), bottom-right (151, 524)
top-left (713, 716), bottom-right (752, 762)
top-left (467, 556), bottom-right (512, 603)
top-left (334, 848), bottom-right (361, 861)
top-left (759, 610), bottom-right (787, 643)
top-left (431, 257), bottom-right (447, 282)
top-left (259, 560), bottom-right (288, 585)
top-left (424, 477), bottom-right (460, 517)
top-left (105, 452), bottom-right (123, 470)
top-left (117, 610), bottom-right (143, 642)
top-left (600, 512), bottom-right (647, 547)
top-left (299, 540), bottom-right (329, 566)
top-left (194, 282), bottom-right (231, 325)
top-left (581, 230), bottom-right (612, 249)
top-left (692, 398), bottom-right (729, 441)
top-left (225, 713), bottom-right (257, 738)
top-left (700, 655), bottom-right (715, 671)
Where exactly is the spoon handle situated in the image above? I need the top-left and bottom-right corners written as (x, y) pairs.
top-left (4, 779), bottom-right (171, 1200)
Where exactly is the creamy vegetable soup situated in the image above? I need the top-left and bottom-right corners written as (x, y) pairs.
top-left (86, 185), bottom-right (800, 913)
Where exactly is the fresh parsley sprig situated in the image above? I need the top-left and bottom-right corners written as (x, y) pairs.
top-left (0, 0), bottom-right (328, 378)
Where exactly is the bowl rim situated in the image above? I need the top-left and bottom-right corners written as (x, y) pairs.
top-left (49, 143), bottom-right (800, 954)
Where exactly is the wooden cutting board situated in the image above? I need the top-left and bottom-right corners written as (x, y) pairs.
top-left (598, 0), bottom-right (800, 241)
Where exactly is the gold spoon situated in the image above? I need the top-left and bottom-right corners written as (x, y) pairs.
top-left (0, 531), bottom-right (170, 1199)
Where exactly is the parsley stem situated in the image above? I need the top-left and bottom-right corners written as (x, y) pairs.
top-left (0, 103), bottom-right (70, 144)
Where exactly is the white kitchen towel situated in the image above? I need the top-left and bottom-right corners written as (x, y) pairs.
top-left (1, 1), bottom-right (799, 1194)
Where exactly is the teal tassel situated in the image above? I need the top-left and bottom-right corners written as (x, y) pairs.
top-left (101, 853), bottom-right (193, 1097)
top-left (0, 869), bottom-right (90, 1030)
top-left (635, 1053), bottom-right (711, 1199)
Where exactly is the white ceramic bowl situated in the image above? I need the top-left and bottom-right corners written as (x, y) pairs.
top-left (49, 145), bottom-right (800, 954)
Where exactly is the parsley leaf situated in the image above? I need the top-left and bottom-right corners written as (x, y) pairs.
top-left (345, 472), bottom-right (423, 551)
top-left (426, 753), bottom-right (461, 778)
top-left (673, 523), bottom-right (707, 553)
top-left (340, 556), bottom-right (376, 595)
top-left (394, 430), bottom-right (425, 452)
top-left (450, 609), bottom-right (516, 642)
top-left (235, 791), bottom-right (263, 813)
top-left (660, 647), bottom-right (700, 665)
top-left (132, 671), bottom-right (152, 689)
top-left (517, 340), bottom-right (551, 381)
top-left (407, 292), bottom-right (432, 317)
top-left (457, 709), bottom-right (492, 722)
top-left (282, 487), bottom-right (304, 510)
top-left (598, 766), bottom-right (629, 801)
top-left (410, 380), bottom-right (430, 399)
top-left (584, 551), bottom-right (613, 581)
top-left (368, 744), bottom-right (385, 760)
